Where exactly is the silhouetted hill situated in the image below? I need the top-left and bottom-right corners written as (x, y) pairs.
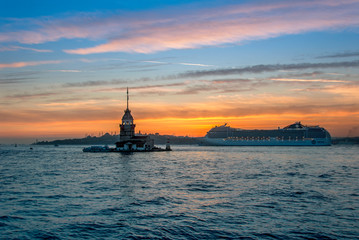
top-left (332, 137), bottom-right (359, 145)
top-left (34, 133), bottom-right (201, 145)
top-left (148, 134), bottom-right (201, 145)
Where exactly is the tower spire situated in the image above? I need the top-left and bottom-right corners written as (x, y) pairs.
top-left (126, 87), bottom-right (129, 110)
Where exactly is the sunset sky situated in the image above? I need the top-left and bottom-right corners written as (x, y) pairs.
top-left (1, 0), bottom-right (359, 143)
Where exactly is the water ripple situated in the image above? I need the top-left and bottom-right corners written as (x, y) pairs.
top-left (0, 145), bottom-right (358, 239)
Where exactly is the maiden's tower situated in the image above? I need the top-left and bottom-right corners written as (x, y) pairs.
top-left (115, 88), bottom-right (155, 151)
top-left (83, 88), bottom-right (170, 152)
top-left (119, 88), bottom-right (135, 141)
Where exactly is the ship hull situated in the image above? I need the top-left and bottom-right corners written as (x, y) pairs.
top-left (201, 138), bottom-right (331, 146)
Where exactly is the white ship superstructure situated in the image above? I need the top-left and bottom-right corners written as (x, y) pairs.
top-left (202, 122), bottom-right (331, 146)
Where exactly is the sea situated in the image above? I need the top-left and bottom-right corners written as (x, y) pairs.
top-left (0, 144), bottom-right (358, 239)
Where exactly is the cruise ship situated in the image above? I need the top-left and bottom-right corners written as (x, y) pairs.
top-left (201, 122), bottom-right (331, 146)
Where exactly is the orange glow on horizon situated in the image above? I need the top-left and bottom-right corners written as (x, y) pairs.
top-left (1, 112), bottom-right (359, 143)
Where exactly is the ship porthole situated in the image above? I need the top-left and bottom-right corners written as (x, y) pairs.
top-left (312, 140), bottom-right (316, 145)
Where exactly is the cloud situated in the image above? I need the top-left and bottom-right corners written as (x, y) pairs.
top-left (0, 108), bottom-right (121, 123)
top-left (318, 51), bottom-right (359, 59)
top-left (175, 60), bottom-right (359, 78)
top-left (0, 60), bottom-right (62, 69)
top-left (271, 78), bottom-right (348, 83)
top-left (0, 45), bottom-right (52, 53)
top-left (5, 92), bottom-right (58, 99)
top-left (63, 80), bottom-right (127, 88)
top-left (76, 57), bottom-right (214, 71)
top-left (131, 101), bottom-right (359, 121)
top-left (1, 100), bottom-right (358, 125)
top-left (174, 78), bottom-right (254, 95)
top-left (1, 1), bottom-right (359, 54)
top-left (0, 71), bottom-right (42, 84)
top-left (178, 62), bottom-right (214, 67)
top-left (65, 0), bottom-right (359, 54)
top-left (48, 69), bottom-right (82, 73)
top-left (60, 63), bottom-right (354, 96)
top-left (62, 76), bottom-right (256, 96)
top-left (92, 82), bottom-right (187, 95)
top-left (0, 77), bottom-right (35, 84)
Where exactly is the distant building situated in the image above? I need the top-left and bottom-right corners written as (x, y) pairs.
top-left (115, 88), bottom-right (154, 151)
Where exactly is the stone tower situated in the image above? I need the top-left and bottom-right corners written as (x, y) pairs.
top-left (119, 88), bottom-right (135, 141)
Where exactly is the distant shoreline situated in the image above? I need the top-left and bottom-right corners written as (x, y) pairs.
top-left (33, 133), bottom-right (201, 145)
top-left (331, 137), bottom-right (359, 145)
top-left (32, 133), bottom-right (358, 145)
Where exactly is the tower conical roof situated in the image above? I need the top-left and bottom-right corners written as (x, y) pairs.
top-left (122, 108), bottom-right (133, 121)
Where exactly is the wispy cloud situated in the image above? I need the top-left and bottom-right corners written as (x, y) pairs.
top-left (0, 71), bottom-right (41, 84)
top-left (48, 69), bottom-right (82, 73)
top-left (0, 45), bottom-right (52, 53)
top-left (0, 108), bottom-right (121, 123)
top-left (318, 51), bottom-right (359, 59)
top-left (1, 0), bottom-right (359, 54)
top-left (5, 92), bottom-right (58, 99)
top-left (64, 0), bottom-right (359, 54)
top-left (0, 60), bottom-right (62, 69)
top-left (63, 79), bottom-right (128, 88)
top-left (178, 62), bottom-right (214, 67)
top-left (93, 82), bottom-right (187, 95)
top-left (0, 77), bottom-right (34, 85)
top-left (130, 101), bottom-right (359, 120)
top-left (271, 78), bottom-right (348, 83)
top-left (1, 100), bottom-right (358, 125)
top-left (59, 60), bottom-right (356, 95)
top-left (174, 60), bottom-right (359, 78)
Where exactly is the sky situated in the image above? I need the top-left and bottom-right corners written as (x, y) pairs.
top-left (1, 0), bottom-right (359, 143)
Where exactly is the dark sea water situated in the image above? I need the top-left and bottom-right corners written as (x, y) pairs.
top-left (0, 145), bottom-right (358, 239)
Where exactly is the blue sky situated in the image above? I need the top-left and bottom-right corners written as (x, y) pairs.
top-left (1, 0), bottom-right (359, 143)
